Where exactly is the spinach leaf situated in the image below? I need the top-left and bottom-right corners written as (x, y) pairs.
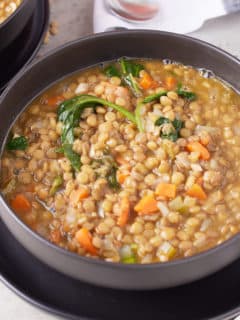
top-left (177, 83), bottom-right (196, 101)
top-left (50, 176), bottom-right (63, 196)
top-left (161, 131), bottom-right (179, 142)
top-left (135, 91), bottom-right (168, 132)
top-left (7, 136), bottom-right (28, 151)
top-left (119, 58), bottom-right (143, 97)
top-left (107, 165), bottom-right (120, 190)
top-left (172, 118), bottom-right (184, 131)
top-left (104, 65), bottom-right (121, 78)
top-left (155, 116), bottom-right (171, 126)
top-left (143, 90), bottom-right (168, 103)
top-left (155, 116), bottom-right (184, 142)
top-left (119, 58), bottom-right (144, 77)
top-left (58, 95), bottom-right (136, 170)
top-left (62, 144), bottom-right (81, 172)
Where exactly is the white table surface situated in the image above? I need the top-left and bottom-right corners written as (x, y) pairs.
top-left (0, 1), bottom-right (240, 319)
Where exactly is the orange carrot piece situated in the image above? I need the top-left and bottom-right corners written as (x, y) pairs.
top-left (186, 184), bottom-right (207, 200)
top-left (46, 95), bottom-right (64, 107)
top-left (118, 197), bottom-right (130, 227)
top-left (75, 228), bottom-right (97, 255)
top-left (134, 194), bottom-right (158, 215)
top-left (155, 183), bottom-right (176, 199)
top-left (117, 171), bottom-right (129, 184)
top-left (11, 194), bottom-right (31, 214)
top-left (165, 76), bottom-right (177, 90)
top-left (140, 72), bottom-right (154, 90)
top-left (70, 188), bottom-right (89, 205)
top-left (186, 141), bottom-right (210, 160)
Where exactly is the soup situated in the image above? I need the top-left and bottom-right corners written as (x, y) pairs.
top-left (1, 59), bottom-right (240, 264)
top-left (0, 0), bottom-right (22, 24)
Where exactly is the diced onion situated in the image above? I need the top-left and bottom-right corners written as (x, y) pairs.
top-left (157, 202), bottom-right (169, 216)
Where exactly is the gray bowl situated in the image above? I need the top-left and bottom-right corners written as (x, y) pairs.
top-left (0, 0), bottom-right (37, 52)
top-left (0, 31), bottom-right (240, 290)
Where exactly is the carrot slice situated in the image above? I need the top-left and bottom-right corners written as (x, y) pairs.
top-left (11, 194), bottom-right (31, 214)
top-left (140, 72), bottom-right (155, 90)
top-left (186, 141), bottom-right (210, 160)
top-left (134, 194), bottom-right (158, 215)
top-left (165, 76), bottom-right (177, 90)
top-left (75, 228), bottom-right (97, 255)
top-left (118, 197), bottom-right (130, 227)
top-left (155, 183), bottom-right (176, 199)
top-left (186, 184), bottom-right (207, 200)
top-left (70, 188), bottom-right (89, 205)
top-left (46, 95), bottom-right (64, 107)
top-left (117, 171), bottom-right (129, 184)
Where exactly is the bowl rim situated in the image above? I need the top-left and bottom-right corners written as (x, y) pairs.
top-left (0, 0), bottom-right (28, 29)
top-left (1, 29), bottom-right (240, 270)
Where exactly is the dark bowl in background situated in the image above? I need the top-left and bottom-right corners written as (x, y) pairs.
top-left (0, 0), bottom-right (37, 52)
top-left (0, 30), bottom-right (240, 290)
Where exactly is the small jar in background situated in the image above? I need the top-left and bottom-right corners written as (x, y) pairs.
top-left (105, 0), bottom-right (159, 22)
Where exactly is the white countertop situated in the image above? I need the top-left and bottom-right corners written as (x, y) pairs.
top-left (0, 0), bottom-right (240, 319)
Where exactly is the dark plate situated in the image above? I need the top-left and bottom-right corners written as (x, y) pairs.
top-left (0, 0), bottom-right (49, 91)
top-left (0, 217), bottom-right (240, 320)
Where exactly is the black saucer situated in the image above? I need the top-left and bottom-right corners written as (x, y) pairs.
top-left (0, 0), bottom-right (49, 91)
top-left (0, 216), bottom-right (240, 320)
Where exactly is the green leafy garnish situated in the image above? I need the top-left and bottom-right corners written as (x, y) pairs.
top-left (135, 91), bottom-right (168, 132)
top-left (177, 83), bottom-right (196, 101)
top-left (119, 58), bottom-right (143, 97)
top-left (155, 116), bottom-right (184, 142)
top-left (104, 65), bottom-right (121, 78)
top-left (91, 156), bottom-right (120, 190)
top-left (7, 136), bottom-right (28, 151)
top-left (58, 95), bottom-right (136, 171)
top-left (107, 165), bottom-right (120, 191)
top-left (119, 58), bottom-right (144, 77)
top-left (50, 176), bottom-right (63, 196)
top-left (155, 116), bottom-right (171, 126)
top-left (143, 90), bottom-right (168, 103)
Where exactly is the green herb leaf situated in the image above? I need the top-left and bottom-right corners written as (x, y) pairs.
top-left (161, 131), bottom-right (179, 142)
top-left (104, 65), bottom-right (121, 78)
top-left (58, 95), bottom-right (136, 170)
top-left (62, 144), bottom-right (81, 172)
top-left (172, 118), bottom-right (184, 131)
top-left (143, 90), bottom-right (168, 103)
top-left (55, 147), bottom-right (64, 153)
top-left (50, 176), bottom-right (63, 196)
top-left (155, 116), bottom-right (184, 142)
top-left (7, 136), bottom-right (28, 151)
top-left (177, 83), bottom-right (196, 101)
top-left (155, 116), bottom-right (171, 126)
top-left (119, 58), bottom-right (144, 77)
top-left (107, 165), bottom-right (120, 191)
top-left (119, 58), bottom-right (143, 97)
top-left (124, 73), bottom-right (142, 97)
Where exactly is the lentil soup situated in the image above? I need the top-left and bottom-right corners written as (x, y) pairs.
top-left (1, 59), bottom-right (240, 264)
top-left (0, 0), bottom-right (22, 24)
